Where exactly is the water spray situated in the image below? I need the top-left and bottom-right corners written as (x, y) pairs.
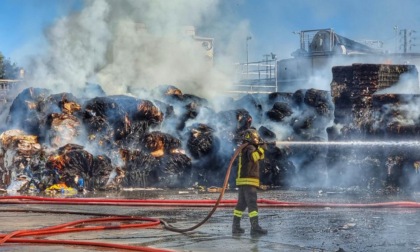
top-left (270, 140), bottom-right (420, 147)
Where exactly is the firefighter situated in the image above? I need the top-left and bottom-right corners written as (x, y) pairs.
top-left (232, 128), bottom-right (267, 235)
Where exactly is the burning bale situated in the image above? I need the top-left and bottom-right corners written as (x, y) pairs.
top-left (121, 131), bottom-right (191, 188)
top-left (2, 64), bottom-right (420, 193)
top-left (44, 144), bottom-right (122, 191)
top-left (47, 113), bottom-right (81, 148)
top-left (266, 102), bottom-right (293, 122)
top-left (0, 129), bottom-right (43, 191)
top-left (6, 88), bottom-right (51, 137)
top-left (185, 123), bottom-right (224, 185)
top-left (82, 95), bottom-right (163, 151)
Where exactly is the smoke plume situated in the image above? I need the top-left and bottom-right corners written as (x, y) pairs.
top-left (23, 0), bottom-right (250, 100)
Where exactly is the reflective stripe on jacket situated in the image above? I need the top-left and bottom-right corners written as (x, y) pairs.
top-left (236, 144), bottom-right (263, 187)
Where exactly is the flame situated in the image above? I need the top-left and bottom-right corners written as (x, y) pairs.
top-left (48, 155), bottom-right (67, 170)
top-left (62, 101), bottom-right (81, 114)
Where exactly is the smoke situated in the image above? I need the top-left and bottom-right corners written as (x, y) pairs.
top-left (22, 0), bottom-right (250, 101)
top-left (26, 0), bottom-right (112, 96)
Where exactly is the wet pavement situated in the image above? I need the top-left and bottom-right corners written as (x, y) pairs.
top-left (1, 188), bottom-right (420, 252)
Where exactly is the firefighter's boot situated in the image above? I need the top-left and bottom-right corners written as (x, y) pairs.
top-left (250, 216), bottom-right (267, 235)
top-left (232, 216), bottom-right (245, 234)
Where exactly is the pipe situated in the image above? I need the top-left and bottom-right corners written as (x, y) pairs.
top-left (161, 142), bottom-right (249, 232)
top-left (2, 196), bottom-right (420, 208)
top-left (0, 216), bottom-right (173, 252)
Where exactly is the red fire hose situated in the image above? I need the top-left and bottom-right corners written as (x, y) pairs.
top-left (0, 216), bottom-right (171, 251)
top-left (2, 195), bottom-right (420, 208)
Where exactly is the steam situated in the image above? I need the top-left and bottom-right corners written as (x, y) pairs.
top-left (376, 71), bottom-right (420, 94)
top-left (27, 0), bottom-right (111, 95)
top-left (22, 0), bottom-right (250, 100)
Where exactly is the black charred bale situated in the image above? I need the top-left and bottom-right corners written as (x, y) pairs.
top-left (7, 87), bottom-right (51, 136)
top-left (122, 149), bottom-right (160, 188)
top-left (135, 100), bottom-right (164, 125)
top-left (91, 155), bottom-right (121, 190)
top-left (82, 97), bottom-right (126, 136)
top-left (186, 123), bottom-right (219, 159)
top-left (260, 144), bottom-right (296, 188)
top-left (292, 89), bottom-right (306, 106)
top-left (105, 95), bottom-right (144, 146)
top-left (152, 85), bottom-right (212, 132)
top-left (292, 115), bottom-right (316, 137)
top-left (155, 153), bottom-right (192, 188)
top-left (186, 123), bottom-right (225, 185)
top-left (122, 134), bottom-right (192, 188)
top-left (303, 88), bottom-right (334, 116)
top-left (106, 96), bottom-right (163, 148)
top-left (83, 96), bottom-right (163, 150)
top-left (44, 144), bottom-right (121, 191)
top-left (45, 144), bottom-right (93, 189)
top-left (142, 131), bottom-right (182, 156)
top-left (153, 85), bottom-right (184, 103)
top-left (232, 94), bottom-right (264, 124)
top-left (40, 92), bottom-right (81, 115)
top-left (266, 102), bottom-right (293, 122)
top-left (258, 126), bottom-right (277, 142)
top-left (291, 89), bottom-right (334, 139)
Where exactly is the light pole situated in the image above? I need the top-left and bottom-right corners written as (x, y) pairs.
top-left (394, 26), bottom-right (399, 53)
top-left (246, 36), bottom-right (252, 79)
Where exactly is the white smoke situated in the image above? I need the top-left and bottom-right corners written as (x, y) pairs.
top-left (22, 0), bottom-right (250, 100)
top-left (27, 0), bottom-right (112, 96)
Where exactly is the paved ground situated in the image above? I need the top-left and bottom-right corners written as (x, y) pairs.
top-left (1, 188), bottom-right (420, 252)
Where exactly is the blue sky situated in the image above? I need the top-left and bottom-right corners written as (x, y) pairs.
top-left (235, 0), bottom-right (420, 61)
top-left (0, 0), bottom-right (82, 62)
top-left (1, 0), bottom-right (420, 79)
top-left (2, 0), bottom-right (420, 64)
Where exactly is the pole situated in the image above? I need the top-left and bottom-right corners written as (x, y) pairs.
top-left (246, 36), bottom-right (252, 79)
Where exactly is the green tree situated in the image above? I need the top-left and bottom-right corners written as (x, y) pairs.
top-left (0, 52), bottom-right (4, 79)
top-left (0, 52), bottom-right (21, 79)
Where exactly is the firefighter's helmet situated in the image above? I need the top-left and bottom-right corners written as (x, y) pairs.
top-left (243, 129), bottom-right (260, 145)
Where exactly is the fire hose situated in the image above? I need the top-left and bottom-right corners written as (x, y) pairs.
top-left (0, 216), bottom-right (171, 252)
top-left (160, 142), bottom-right (249, 232)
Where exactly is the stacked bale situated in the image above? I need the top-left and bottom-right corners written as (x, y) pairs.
top-left (328, 64), bottom-right (420, 190)
top-left (371, 94), bottom-right (420, 138)
top-left (330, 64), bottom-right (418, 138)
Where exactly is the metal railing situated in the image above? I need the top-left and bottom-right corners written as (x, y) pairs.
top-left (0, 79), bottom-right (22, 103)
top-left (230, 59), bottom-right (278, 94)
